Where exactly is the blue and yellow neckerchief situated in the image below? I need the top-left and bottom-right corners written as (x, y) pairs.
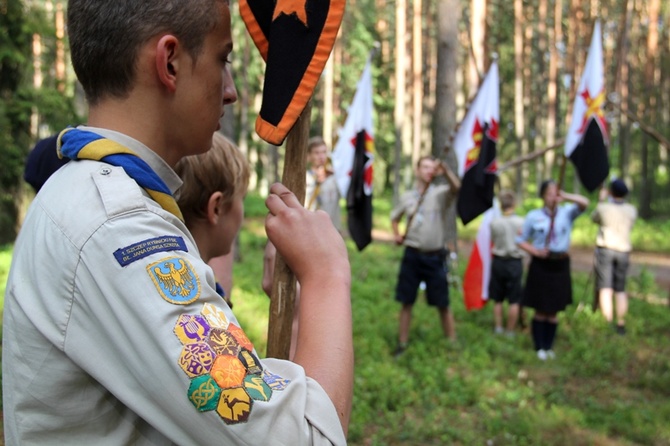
top-left (58, 128), bottom-right (184, 222)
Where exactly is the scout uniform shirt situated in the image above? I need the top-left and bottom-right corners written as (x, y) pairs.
top-left (591, 201), bottom-right (637, 253)
top-left (2, 127), bottom-right (345, 446)
top-left (306, 169), bottom-right (341, 232)
top-left (490, 214), bottom-right (525, 258)
top-left (516, 203), bottom-right (583, 253)
top-left (391, 184), bottom-right (456, 251)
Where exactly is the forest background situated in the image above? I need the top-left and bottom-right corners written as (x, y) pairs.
top-left (2, 1), bottom-right (670, 444)
top-left (1, 0), bottom-right (670, 243)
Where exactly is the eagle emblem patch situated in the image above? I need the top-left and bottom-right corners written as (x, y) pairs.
top-left (147, 256), bottom-right (200, 304)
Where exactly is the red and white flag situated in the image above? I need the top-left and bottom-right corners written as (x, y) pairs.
top-left (453, 61), bottom-right (499, 225)
top-left (463, 205), bottom-right (500, 310)
top-left (331, 57), bottom-right (375, 251)
top-left (564, 20), bottom-right (609, 192)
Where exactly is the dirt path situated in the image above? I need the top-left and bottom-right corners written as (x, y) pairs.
top-left (372, 229), bottom-right (670, 293)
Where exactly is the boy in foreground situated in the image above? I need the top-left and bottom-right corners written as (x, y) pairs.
top-left (2, 1), bottom-right (353, 444)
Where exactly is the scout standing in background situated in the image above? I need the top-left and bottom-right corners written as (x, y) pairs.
top-left (489, 190), bottom-right (525, 336)
top-left (516, 180), bottom-right (589, 361)
top-left (391, 156), bottom-right (461, 357)
top-left (592, 178), bottom-right (637, 335)
top-left (306, 136), bottom-right (342, 232)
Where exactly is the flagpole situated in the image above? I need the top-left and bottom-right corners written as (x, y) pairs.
top-left (497, 139), bottom-right (565, 172)
top-left (267, 101), bottom-right (312, 359)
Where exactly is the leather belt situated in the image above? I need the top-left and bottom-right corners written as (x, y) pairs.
top-left (407, 246), bottom-right (446, 256)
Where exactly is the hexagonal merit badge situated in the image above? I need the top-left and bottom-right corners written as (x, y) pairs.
top-left (188, 375), bottom-right (222, 412)
top-left (226, 323), bottom-right (254, 351)
top-left (207, 327), bottom-right (241, 357)
top-left (201, 303), bottom-right (229, 329)
top-left (262, 369), bottom-right (291, 391)
top-left (174, 314), bottom-right (211, 345)
top-left (243, 374), bottom-right (272, 402)
top-left (217, 387), bottom-right (252, 424)
top-left (147, 256), bottom-right (201, 304)
top-left (210, 354), bottom-right (247, 389)
top-left (178, 342), bottom-right (215, 378)
top-left (238, 348), bottom-right (262, 375)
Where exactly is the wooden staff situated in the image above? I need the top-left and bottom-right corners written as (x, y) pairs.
top-left (266, 101), bottom-right (312, 359)
top-left (497, 139), bottom-right (565, 172)
top-left (403, 182), bottom-right (430, 240)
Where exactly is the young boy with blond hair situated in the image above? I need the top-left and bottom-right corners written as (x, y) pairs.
top-left (174, 132), bottom-right (249, 308)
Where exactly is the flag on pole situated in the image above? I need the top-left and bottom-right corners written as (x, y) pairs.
top-left (332, 59), bottom-right (375, 251)
top-left (453, 60), bottom-right (499, 225)
top-left (463, 205), bottom-right (500, 310)
top-left (239, 0), bottom-right (345, 145)
top-left (564, 20), bottom-right (609, 192)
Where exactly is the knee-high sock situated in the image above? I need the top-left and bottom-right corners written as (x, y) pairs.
top-left (544, 321), bottom-right (558, 350)
top-left (531, 319), bottom-right (544, 351)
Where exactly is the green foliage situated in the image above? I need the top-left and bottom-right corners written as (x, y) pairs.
top-left (1, 0), bottom-right (32, 244)
top-left (1, 1), bottom-right (81, 244)
top-left (0, 244), bottom-right (11, 308)
top-left (220, 193), bottom-right (670, 445)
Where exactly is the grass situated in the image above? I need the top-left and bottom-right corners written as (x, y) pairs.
top-left (233, 193), bottom-right (670, 445)
top-left (1, 193), bottom-right (669, 444)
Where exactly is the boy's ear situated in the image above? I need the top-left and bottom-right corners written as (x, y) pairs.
top-left (155, 35), bottom-right (180, 92)
top-left (207, 191), bottom-right (226, 225)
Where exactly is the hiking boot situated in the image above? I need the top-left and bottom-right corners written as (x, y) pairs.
top-left (616, 325), bottom-right (626, 336)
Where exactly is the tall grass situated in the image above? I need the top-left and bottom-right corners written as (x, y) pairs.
top-left (231, 194), bottom-right (670, 445)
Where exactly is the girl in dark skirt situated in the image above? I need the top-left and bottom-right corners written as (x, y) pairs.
top-left (516, 180), bottom-right (589, 360)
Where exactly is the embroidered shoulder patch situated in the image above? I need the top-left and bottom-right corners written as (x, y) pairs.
top-left (174, 305), bottom-right (291, 424)
top-left (147, 256), bottom-right (200, 304)
top-left (114, 236), bottom-right (187, 267)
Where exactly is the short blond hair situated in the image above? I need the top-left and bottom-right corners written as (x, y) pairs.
top-left (174, 132), bottom-right (250, 223)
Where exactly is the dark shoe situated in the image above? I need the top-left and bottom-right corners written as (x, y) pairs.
top-left (616, 325), bottom-right (626, 335)
top-left (393, 343), bottom-right (408, 358)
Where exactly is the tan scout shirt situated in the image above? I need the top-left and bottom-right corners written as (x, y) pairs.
top-left (591, 201), bottom-right (637, 252)
top-left (391, 184), bottom-right (456, 251)
top-left (490, 214), bottom-right (525, 258)
top-left (2, 128), bottom-right (345, 446)
top-left (306, 170), bottom-right (342, 231)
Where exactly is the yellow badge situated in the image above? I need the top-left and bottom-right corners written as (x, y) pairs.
top-left (147, 256), bottom-right (201, 304)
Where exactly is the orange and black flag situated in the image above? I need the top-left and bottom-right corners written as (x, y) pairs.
top-left (240, 0), bottom-right (345, 146)
top-left (564, 20), bottom-right (609, 192)
top-left (453, 60), bottom-right (499, 226)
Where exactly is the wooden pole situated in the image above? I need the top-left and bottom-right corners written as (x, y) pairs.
top-left (497, 139), bottom-right (565, 172)
top-left (266, 101), bottom-right (312, 359)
